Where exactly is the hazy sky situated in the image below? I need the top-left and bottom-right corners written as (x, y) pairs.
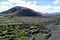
top-left (0, 0), bottom-right (60, 13)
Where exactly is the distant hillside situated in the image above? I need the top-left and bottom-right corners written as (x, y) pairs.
top-left (0, 6), bottom-right (42, 16)
top-left (48, 13), bottom-right (60, 16)
top-left (53, 13), bottom-right (60, 16)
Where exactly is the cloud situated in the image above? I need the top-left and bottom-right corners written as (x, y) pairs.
top-left (53, 0), bottom-right (60, 5)
top-left (0, 0), bottom-right (60, 13)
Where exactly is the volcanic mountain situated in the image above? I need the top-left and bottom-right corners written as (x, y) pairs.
top-left (0, 6), bottom-right (42, 16)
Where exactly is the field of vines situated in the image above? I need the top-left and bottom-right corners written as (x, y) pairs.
top-left (0, 24), bottom-right (51, 40)
top-left (0, 16), bottom-right (52, 40)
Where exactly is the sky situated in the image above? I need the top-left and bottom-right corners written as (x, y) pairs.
top-left (0, 0), bottom-right (60, 13)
